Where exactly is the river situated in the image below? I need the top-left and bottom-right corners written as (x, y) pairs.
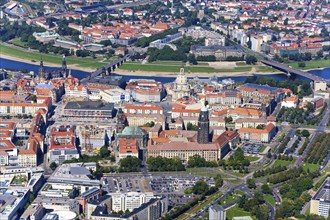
top-left (0, 58), bottom-right (329, 83)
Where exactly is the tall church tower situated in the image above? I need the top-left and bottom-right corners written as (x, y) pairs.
top-left (197, 105), bottom-right (210, 144)
top-left (62, 55), bottom-right (67, 78)
top-left (116, 108), bottom-right (127, 133)
top-left (38, 59), bottom-right (45, 83)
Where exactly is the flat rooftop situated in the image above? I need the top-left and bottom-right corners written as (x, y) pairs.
top-left (313, 177), bottom-right (330, 202)
top-left (64, 101), bottom-right (114, 111)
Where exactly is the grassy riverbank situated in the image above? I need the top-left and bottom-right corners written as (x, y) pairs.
top-left (288, 59), bottom-right (330, 70)
top-left (0, 43), bottom-right (107, 70)
top-left (119, 62), bottom-right (252, 73)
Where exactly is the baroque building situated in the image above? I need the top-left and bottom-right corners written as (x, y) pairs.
top-left (171, 67), bottom-right (190, 100)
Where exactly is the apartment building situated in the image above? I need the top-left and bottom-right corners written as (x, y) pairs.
top-left (111, 192), bottom-right (155, 212)
top-left (123, 105), bottom-right (165, 128)
top-left (0, 96), bottom-right (52, 116)
top-left (238, 123), bottom-right (276, 143)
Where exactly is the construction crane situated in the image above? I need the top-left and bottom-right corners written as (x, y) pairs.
top-left (83, 125), bottom-right (92, 153)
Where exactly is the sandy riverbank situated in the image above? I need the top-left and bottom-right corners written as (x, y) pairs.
top-left (0, 54), bottom-right (97, 72)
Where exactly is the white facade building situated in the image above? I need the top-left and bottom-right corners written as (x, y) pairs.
top-left (100, 89), bottom-right (131, 103)
top-left (111, 192), bottom-right (154, 212)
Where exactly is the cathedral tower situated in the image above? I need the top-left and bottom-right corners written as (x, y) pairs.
top-left (38, 59), bottom-right (45, 83)
top-left (197, 105), bottom-right (210, 144)
top-left (62, 55), bottom-right (67, 78)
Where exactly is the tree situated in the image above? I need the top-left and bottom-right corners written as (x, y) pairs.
top-left (186, 122), bottom-right (198, 131)
top-left (316, 50), bottom-right (323, 58)
top-left (298, 62), bottom-right (306, 68)
top-left (256, 124), bottom-right (265, 129)
top-left (245, 55), bottom-right (258, 65)
top-left (214, 174), bottom-right (223, 188)
top-left (119, 157), bottom-right (141, 172)
top-left (301, 130), bottom-right (310, 138)
top-left (187, 54), bottom-right (197, 65)
top-left (99, 146), bottom-right (110, 158)
top-left (255, 204), bottom-right (269, 220)
top-left (31, 95), bottom-right (37, 103)
top-left (147, 156), bottom-right (185, 171)
top-left (188, 154), bottom-right (206, 167)
top-left (192, 180), bottom-right (209, 195)
top-left (109, 154), bottom-right (116, 162)
top-left (49, 162), bottom-right (58, 171)
top-left (247, 178), bottom-right (256, 189)
top-left (261, 183), bottom-right (272, 194)
top-left (284, 18), bottom-right (289, 25)
top-left (224, 116), bottom-right (233, 124)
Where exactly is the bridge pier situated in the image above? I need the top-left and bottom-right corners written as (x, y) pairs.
top-left (107, 67), bottom-right (112, 76)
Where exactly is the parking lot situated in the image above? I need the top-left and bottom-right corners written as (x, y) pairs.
top-left (242, 143), bottom-right (262, 154)
top-left (101, 175), bottom-right (152, 193)
top-left (150, 175), bottom-right (215, 194)
top-left (101, 174), bottom-right (215, 195)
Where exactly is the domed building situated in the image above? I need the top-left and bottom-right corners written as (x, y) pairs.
top-left (171, 66), bottom-right (191, 100)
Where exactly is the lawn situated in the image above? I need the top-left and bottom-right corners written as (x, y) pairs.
top-left (289, 58), bottom-right (330, 70)
top-left (10, 38), bottom-right (28, 48)
top-left (234, 190), bottom-right (245, 196)
top-left (176, 191), bottom-right (222, 220)
top-left (0, 43), bottom-right (107, 69)
top-left (273, 159), bottom-right (294, 167)
top-left (236, 61), bottom-right (246, 66)
top-left (256, 66), bottom-right (279, 73)
top-left (226, 205), bottom-right (257, 220)
top-left (119, 62), bottom-right (252, 73)
top-left (219, 193), bottom-right (239, 205)
top-left (264, 194), bottom-right (275, 207)
top-left (258, 145), bottom-right (267, 153)
top-left (302, 162), bottom-right (319, 173)
top-left (313, 175), bottom-right (328, 191)
top-left (245, 156), bottom-right (260, 162)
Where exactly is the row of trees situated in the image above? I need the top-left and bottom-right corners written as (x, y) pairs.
top-left (305, 133), bottom-right (330, 164)
top-left (288, 136), bottom-right (302, 154)
top-left (160, 186), bottom-right (218, 220)
top-left (267, 167), bottom-right (303, 184)
top-left (274, 154), bottom-right (294, 161)
top-left (298, 137), bottom-right (310, 155)
top-left (187, 154), bottom-right (218, 168)
top-left (244, 76), bottom-right (312, 98)
top-left (147, 156), bottom-right (185, 172)
top-left (253, 165), bottom-right (287, 178)
top-left (277, 136), bottom-right (290, 154)
top-left (119, 157), bottom-right (141, 172)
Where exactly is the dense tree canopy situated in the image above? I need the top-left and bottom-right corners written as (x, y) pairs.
top-left (147, 156), bottom-right (185, 171)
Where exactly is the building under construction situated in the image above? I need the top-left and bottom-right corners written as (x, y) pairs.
top-left (78, 125), bottom-right (114, 153)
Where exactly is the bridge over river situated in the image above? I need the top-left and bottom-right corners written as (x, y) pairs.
top-left (81, 54), bottom-right (130, 83)
top-left (261, 59), bottom-right (329, 83)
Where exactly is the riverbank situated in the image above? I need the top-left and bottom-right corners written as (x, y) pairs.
top-left (0, 53), bottom-right (97, 72)
top-left (0, 43), bottom-right (106, 72)
top-left (1, 42), bottom-right (329, 76)
top-left (115, 68), bottom-right (283, 78)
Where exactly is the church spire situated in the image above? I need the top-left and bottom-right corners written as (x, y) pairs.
top-left (62, 55), bottom-right (67, 78)
top-left (39, 57), bottom-right (45, 83)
